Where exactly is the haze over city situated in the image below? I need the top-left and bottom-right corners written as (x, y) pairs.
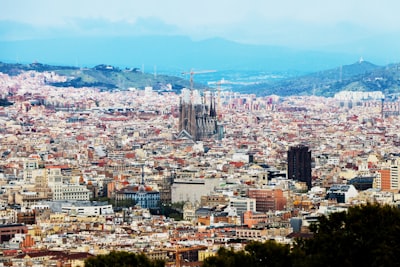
top-left (1, 0), bottom-right (400, 71)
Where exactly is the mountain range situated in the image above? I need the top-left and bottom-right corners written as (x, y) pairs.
top-left (246, 60), bottom-right (400, 97)
top-left (0, 36), bottom-right (360, 73)
top-left (1, 59), bottom-right (400, 98)
top-left (0, 61), bottom-right (193, 92)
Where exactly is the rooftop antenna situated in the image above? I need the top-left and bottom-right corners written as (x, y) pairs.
top-left (141, 164), bottom-right (145, 185)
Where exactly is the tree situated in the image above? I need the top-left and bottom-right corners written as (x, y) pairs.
top-left (114, 198), bottom-right (136, 208)
top-left (84, 204), bottom-right (400, 267)
top-left (84, 251), bottom-right (165, 267)
top-left (245, 241), bottom-right (292, 267)
top-left (203, 240), bottom-right (291, 267)
top-left (158, 201), bottom-right (184, 220)
top-left (293, 203), bottom-right (400, 267)
top-left (204, 204), bottom-right (400, 267)
top-left (202, 247), bottom-right (253, 267)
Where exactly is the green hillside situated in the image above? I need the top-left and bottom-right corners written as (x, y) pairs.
top-left (251, 60), bottom-right (400, 97)
top-left (0, 62), bottom-right (195, 92)
top-left (3, 60), bottom-right (400, 97)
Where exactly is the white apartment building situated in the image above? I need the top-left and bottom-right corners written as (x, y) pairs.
top-left (47, 167), bottom-right (92, 201)
top-left (229, 196), bottom-right (256, 217)
top-left (390, 162), bottom-right (400, 190)
top-left (327, 155), bottom-right (340, 166)
top-left (326, 184), bottom-right (358, 203)
top-left (374, 171), bottom-right (382, 190)
top-left (48, 183), bottom-right (92, 201)
top-left (23, 158), bottom-right (40, 183)
top-left (61, 184), bottom-right (92, 201)
top-left (62, 204), bottom-right (113, 216)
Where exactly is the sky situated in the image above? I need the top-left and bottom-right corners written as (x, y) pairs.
top-left (2, 0), bottom-right (400, 45)
top-left (1, 0), bottom-right (400, 67)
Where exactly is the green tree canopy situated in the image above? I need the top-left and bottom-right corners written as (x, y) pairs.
top-left (202, 240), bottom-right (291, 267)
top-left (85, 204), bottom-right (400, 267)
top-left (293, 203), bottom-right (400, 267)
top-left (84, 251), bottom-right (165, 267)
top-left (204, 203), bottom-right (400, 267)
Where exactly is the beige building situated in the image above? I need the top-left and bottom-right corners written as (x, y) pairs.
top-left (47, 167), bottom-right (92, 201)
top-left (200, 194), bottom-right (230, 207)
top-left (171, 178), bottom-right (220, 204)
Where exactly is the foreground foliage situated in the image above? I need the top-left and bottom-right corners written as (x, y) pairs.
top-left (84, 251), bottom-right (165, 267)
top-left (205, 203), bottom-right (400, 267)
top-left (85, 204), bottom-right (400, 267)
top-left (203, 241), bottom-right (292, 267)
top-left (292, 203), bottom-right (400, 267)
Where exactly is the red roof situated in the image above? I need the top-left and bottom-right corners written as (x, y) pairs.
top-left (76, 134), bottom-right (86, 141)
top-left (229, 161), bottom-right (245, 168)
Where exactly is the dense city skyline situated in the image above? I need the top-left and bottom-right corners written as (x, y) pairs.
top-left (2, 1), bottom-right (400, 266)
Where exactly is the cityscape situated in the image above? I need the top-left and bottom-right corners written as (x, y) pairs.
top-left (2, 0), bottom-right (400, 266)
top-left (0, 66), bottom-right (400, 266)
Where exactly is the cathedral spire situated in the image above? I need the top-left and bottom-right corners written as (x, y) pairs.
top-left (209, 95), bottom-right (216, 117)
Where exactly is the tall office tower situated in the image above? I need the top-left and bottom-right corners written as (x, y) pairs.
top-left (178, 88), bottom-right (218, 141)
top-left (287, 145), bottom-right (312, 189)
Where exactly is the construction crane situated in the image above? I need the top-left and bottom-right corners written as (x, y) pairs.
top-left (182, 69), bottom-right (216, 90)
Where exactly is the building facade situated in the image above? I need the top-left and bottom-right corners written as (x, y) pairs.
top-left (229, 196), bottom-right (256, 219)
top-left (248, 188), bottom-right (287, 212)
top-left (287, 145), bottom-right (312, 189)
top-left (178, 88), bottom-right (218, 141)
top-left (115, 185), bottom-right (160, 209)
top-left (375, 169), bottom-right (391, 190)
top-left (171, 178), bottom-right (220, 204)
top-left (200, 194), bottom-right (230, 207)
top-left (61, 204), bottom-right (113, 216)
top-left (326, 184), bottom-right (358, 203)
top-left (0, 224), bottom-right (28, 243)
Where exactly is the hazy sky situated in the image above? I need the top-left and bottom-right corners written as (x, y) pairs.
top-left (2, 0), bottom-right (400, 48)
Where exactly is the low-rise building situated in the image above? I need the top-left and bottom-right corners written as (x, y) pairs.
top-left (326, 184), bottom-right (358, 203)
top-left (115, 184), bottom-right (160, 209)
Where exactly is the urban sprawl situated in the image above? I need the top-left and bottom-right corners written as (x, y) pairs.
top-left (0, 70), bottom-right (399, 266)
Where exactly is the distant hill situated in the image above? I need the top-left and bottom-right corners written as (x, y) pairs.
top-left (0, 36), bottom-right (357, 73)
top-left (0, 61), bottom-right (196, 92)
top-left (3, 60), bottom-right (400, 98)
top-left (245, 60), bottom-right (400, 97)
top-left (0, 61), bottom-right (76, 75)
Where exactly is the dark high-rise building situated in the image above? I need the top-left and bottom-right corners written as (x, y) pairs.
top-left (178, 89), bottom-right (219, 141)
top-left (287, 145), bottom-right (312, 189)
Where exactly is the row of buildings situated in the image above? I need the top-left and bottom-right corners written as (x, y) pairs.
top-left (0, 69), bottom-right (400, 266)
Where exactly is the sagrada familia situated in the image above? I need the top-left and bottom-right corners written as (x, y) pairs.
top-left (178, 88), bottom-right (220, 141)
